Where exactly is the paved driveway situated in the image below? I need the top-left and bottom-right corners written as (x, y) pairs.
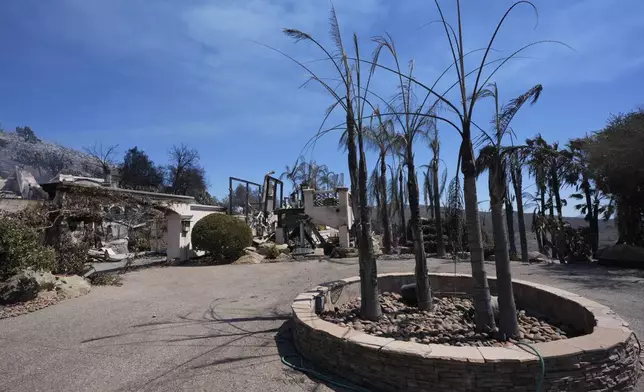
top-left (1, 258), bottom-right (643, 392)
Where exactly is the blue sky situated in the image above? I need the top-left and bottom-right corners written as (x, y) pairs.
top-left (1, 0), bottom-right (643, 216)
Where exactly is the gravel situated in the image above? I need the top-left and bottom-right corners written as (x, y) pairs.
top-left (0, 291), bottom-right (60, 319)
top-left (322, 292), bottom-right (577, 346)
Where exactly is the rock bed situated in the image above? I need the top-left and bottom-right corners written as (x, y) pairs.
top-left (321, 292), bottom-right (580, 347)
top-left (0, 291), bottom-right (60, 319)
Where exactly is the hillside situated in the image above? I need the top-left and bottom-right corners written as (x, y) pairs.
top-left (0, 130), bottom-right (98, 183)
top-left (374, 206), bottom-right (618, 252)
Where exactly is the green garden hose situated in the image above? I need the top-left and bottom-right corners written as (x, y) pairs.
top-left (515, 342), bottom-right (546, 392)
top-left (280, 354), bottom-right (372, 392)
top-left (279, 327), bottom-right (546, 392)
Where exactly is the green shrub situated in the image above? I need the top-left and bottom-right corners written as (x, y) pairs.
top-left (53, 232), bottom-right (90, 275)
top-left (192, 214), bottom-right (253, 263)
top-left (265, 245), bottom-right (281, 260)
top-left (0, 217), bottom-right (56, 280)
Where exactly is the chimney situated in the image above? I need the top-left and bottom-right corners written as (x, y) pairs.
top-left (105, 167), bottom-right (121, 188)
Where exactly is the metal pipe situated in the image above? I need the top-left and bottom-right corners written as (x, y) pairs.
top-left (245, 182), bottom-right (250, 223)
top-left (228, 177), bottom-right (233, 215)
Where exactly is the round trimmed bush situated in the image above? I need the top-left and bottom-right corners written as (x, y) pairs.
top-left (192, 214), bottom-right (253, 263)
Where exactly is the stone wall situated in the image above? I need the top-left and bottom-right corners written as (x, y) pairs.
top-left (292, 273), bottom-right (640, 392)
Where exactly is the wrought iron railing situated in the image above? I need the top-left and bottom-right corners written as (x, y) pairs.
top-left (313, 191), bottom-right (339, 207)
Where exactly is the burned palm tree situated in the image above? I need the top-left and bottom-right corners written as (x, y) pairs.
top-left (428, 126), bottom-right (447, 257)
top-left (353, 0), bottom-right (558, 330)
top-left (475, 82), bottom-right (542, 338)
top-left (527, 135), bottom-right (567, 260)
top-left (280, 7), bottom-right (382, 319)
top-left (509, 151), bottom-right (530, 263)
top-left (364, 51), bottom-right (435, 309)
top-left (362, 110), bottom-right (396, 254)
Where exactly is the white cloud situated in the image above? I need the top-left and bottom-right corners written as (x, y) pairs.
top-left (491, 0), bottom-right (644, 86)
top-left (10, 0), bottom-right (643, 143)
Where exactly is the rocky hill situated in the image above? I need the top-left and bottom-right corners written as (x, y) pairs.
top-left (0, 130), bottom-right (98, 183)
top-left (374, 206), bottom-right (618, 252)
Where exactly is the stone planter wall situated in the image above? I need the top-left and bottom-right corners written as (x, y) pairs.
top-left (292, 273), bottom-right (640, 392)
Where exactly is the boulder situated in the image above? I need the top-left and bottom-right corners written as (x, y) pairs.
top-left (266, 253), bottom-right (293, 263)
top-left (597, 244), bottom-right (644, 268)
top-left (34, 271), bottom-right (56, 291)
top-left (233, 250), bottom-right (265, 265)
top-left (54, 275), bottom-right (91, 299)
top-left (106, 239), bottom-right (129, 254)
top-left (400, 283), bottom-right (417, 306)
top-left (0, 271), bottom-right (39, 304)
top-left (528, 251), bottom-right (549, 263)
top-left (256, 242), bottom-right (289, 256)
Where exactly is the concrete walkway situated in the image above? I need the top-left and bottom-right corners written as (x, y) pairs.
top-left (1, 258), bottom-right (643, 391)
top-left (87, 256), bottom-right (167, 276)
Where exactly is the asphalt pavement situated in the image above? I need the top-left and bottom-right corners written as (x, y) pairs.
top-left (1, 257), bottom-right (642, 391)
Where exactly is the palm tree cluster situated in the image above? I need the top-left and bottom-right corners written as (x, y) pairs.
top-left (277, 1), bottom-right (633, 338)
top-left (280, 157), bottom-right (345, 193)
top-left (518, 132), bottom-right (615, 263)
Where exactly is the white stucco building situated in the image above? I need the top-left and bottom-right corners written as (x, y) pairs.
top-left (40, 177), bottom-right (226, 262)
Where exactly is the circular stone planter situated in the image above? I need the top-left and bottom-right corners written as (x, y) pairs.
top-left (291, 273), bottom-right (640, 392)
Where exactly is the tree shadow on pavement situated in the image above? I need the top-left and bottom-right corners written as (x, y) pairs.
top-left (81, 298), bottom-right (355, 392)
top-left (274, 320), bottom-right (359, 392)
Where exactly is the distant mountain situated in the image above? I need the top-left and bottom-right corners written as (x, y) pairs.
top-left (0, 131), bottom-right (99, 183)
top-left (373, 205), bottom-right (618, 252)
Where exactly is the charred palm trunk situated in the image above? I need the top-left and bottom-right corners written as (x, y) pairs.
top-left (407, 144), bottom-right (432, 310)
top-left (346, 113), bottom-right (360, 228)
top-left (505, 198), bottom-right (517, 258)
top-left (512, 168), bottom-right (529, 263)
top-left (548, 190), bottom-right (558, 260)
top-left (489, 165), bottom-right (519, 338)
top-left (399, 170), bottom-right (407, 244)
top-left (347, 113), bottom-right (379, 320)
top-left (583, 178), bottom-right (598, 255)
top-left (539, 187), bottom-right (547, 254)
top-left (461, 139), bottom-right (496, 331)
top-left (591, 203), bottom-right (599, 255)
top-left (432, 163), bottom-right (446, 257)
top-left (428, 186), bottom-right (435, 219)
top-left (551, 166), bottom-right (563, 220)
top-left (356, 123), bottom-right (381, 321)
top-left (551, 165), bottom-right (565, 262)
top-left (380, 153), bottom-right (392, 254)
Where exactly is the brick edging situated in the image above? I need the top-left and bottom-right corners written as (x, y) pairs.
top-left (292, 273), bottom-right (640, 392)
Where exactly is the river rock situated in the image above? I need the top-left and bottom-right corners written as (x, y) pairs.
top-left (400, 283), bottom-right (417, 306)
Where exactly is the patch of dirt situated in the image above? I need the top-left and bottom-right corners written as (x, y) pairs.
top-left (0, 291), bottom-right (60, 319)
top-left (321, 292), bottom-right (582, 347)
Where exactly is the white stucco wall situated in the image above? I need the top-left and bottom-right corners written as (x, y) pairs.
top-left (165, 203), bottom-right (226, 261)
top-left (302, 188), bottom-right (352, 247)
